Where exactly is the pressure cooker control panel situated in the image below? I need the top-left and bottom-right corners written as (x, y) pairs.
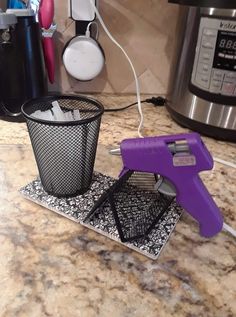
top-left (191, 17), bottom-right (236, 97)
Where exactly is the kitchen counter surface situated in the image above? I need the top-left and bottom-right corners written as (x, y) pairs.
top-left (0, 95), bottom-right (235, 317)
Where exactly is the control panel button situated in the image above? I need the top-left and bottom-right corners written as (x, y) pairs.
top-left (202, 53), bottom-right (211, 61)
top-left (203, 64), bottom-right (209, 72)
top-left (213, 70), bottom-right (224, 81)
top-left (225, 72), bottom-right (236, 82)
top-left (222, 82), bottom-right (235, 95)
top-left (195, 73), bottom-right (210, 89)
top-left (210, 80), bottom-right (222, 93)
top-left (202, 42), bottom-right (214, 49)
top-left (201, 35), bottom-right (215, 49)
top-left (199, 50), bottom-right (213, 64)
top-left (211, 80), bottom-right (222, 88)
top-left (203, 28), bottom-right (217, 37)
top-left (197, 63), bottom-right (211, 75)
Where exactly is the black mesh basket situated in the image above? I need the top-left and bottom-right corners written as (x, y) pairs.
top-left (85, 171), bottom-right (175, 242)
top-left (21, 95), bottom-right (104, 198)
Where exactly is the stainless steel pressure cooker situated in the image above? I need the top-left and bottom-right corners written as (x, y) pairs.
top-left (168, 0), bottom-right (236, 142)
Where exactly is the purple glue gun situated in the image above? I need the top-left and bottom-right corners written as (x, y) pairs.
top-left (119, 132), bottom-right (223, 238)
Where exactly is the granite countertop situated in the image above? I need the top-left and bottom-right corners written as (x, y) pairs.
top-left (0, 95), bottom-right (235, 317)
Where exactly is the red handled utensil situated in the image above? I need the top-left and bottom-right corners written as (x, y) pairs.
top-left (38, 0), bottom-right (54, 29)
top-left (42, 23), bottom-right (56, 83)
top-left (38, 0), bottom-right (56, 84)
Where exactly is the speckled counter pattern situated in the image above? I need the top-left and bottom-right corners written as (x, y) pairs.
top-left (0, 95), bottom-right (235, 317)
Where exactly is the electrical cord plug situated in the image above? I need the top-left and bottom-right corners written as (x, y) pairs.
top-left (145, 96), bottom-right (167, 106)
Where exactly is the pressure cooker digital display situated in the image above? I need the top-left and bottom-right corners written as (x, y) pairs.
top-left (218, 33), bottom-right (236, 50)
top-left (213, 31), bottom-right (236, 71)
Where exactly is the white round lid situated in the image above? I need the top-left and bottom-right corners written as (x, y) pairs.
top-left (63, 36), bottom-right (105, 81)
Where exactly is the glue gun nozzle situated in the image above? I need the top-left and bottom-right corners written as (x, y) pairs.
top-left (109, 148), bottom-right (121, 156)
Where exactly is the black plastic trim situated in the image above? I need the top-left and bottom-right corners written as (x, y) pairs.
top-left (168, 0), bottom-right (236, 9)
top-left (75, 21), bottom-right (90, 36)
top-left (189, 83), bottom-right (236, 106)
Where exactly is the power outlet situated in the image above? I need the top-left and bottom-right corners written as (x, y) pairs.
top-left (69, 0), bottom-right (96, 21)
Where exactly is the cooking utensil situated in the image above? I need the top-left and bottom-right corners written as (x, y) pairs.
top-left (42, 22), bottom-right (56, 83)
top-left (31, 0), bottom-right (55, 83)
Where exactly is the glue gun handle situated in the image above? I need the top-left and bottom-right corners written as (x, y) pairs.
top-left (176, 176), bottom-right (223, 237)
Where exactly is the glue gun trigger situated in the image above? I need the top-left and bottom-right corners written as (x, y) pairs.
top-left (154, 176), bottom-right (177, 197)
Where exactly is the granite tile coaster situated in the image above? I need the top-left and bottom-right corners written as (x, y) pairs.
top-left (20, 172), bottom-right (183, 260)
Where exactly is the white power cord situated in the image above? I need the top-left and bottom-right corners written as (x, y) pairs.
top-left (223, 222), bottom-right (236, 238)
top-left (86, 21), bottom-right (99, 40)
top-left (89, 0), bottom-right (144, 138)
top-left (89, 0), bottom-right (236, 240)
top-left (213, 157), bottom-right (236, 169)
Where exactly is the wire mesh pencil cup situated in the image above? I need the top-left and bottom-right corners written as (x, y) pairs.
top-left (22, 95), bottom-right (104, 197)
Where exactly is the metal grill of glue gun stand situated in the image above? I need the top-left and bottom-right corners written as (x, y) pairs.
top-left (84, 170), bottom-right (175, 242)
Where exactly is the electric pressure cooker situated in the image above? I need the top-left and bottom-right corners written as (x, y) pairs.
top-left (168, 0), bottom-right (236, 142)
